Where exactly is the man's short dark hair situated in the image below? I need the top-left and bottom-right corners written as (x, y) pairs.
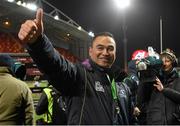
top-left (91, 32), bottom-right (115, 46)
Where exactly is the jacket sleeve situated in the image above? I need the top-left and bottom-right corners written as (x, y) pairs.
top-left (36, 90), bottom-right (48, 115)
top-left (162, 78), bottom-right (180, 104)
top-left (162, 88), bottom-right (180, 104)
top-left (26, 35), bottom-right (79, 94)
top-left (22, 84), bottom-right (35, 125)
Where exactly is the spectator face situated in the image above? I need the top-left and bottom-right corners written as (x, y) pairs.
top-left (161, 56), bottom-right (173, 72)
top-left (89, 36), bottom-right (116, 68)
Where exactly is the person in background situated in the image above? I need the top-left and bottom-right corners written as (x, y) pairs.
top-left (18, 8), bottom-right (132, 124)
top-left (125, 60), bottom-right (141, 123)
top-left (0, 54), bottom-right (34, 125)
top-left (137, 48), bottom-right (180, 124)
top-left (14, 60), bottom-right (26, 81)
top-left (36, 85), bottom-right (67, 125)
top-left (113, 68), bottom-right (137, 124)
top-left (34, 75), bottom-right (40, 87)
top-left (127, 49), bottom-right (149, 124)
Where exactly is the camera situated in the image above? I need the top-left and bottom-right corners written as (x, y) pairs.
top-left (136, 56), bottom-right (163, 83)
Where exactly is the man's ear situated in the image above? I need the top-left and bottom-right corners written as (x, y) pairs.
top-left (89, 47), bottom-right (92, 57)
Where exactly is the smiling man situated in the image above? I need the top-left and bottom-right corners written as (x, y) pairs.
top-left (89, 33), bottom-right (116, 68)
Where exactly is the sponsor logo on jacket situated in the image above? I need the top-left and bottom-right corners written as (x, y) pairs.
top-left (95, 81), bottom-right (105, 92)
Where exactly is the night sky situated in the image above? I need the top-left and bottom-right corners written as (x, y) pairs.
top-left (47, 0), bottom-right (180, 68)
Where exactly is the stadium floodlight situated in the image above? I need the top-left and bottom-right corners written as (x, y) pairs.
top-left (21, 2), bottom-right (26, 7)
top-left (113, 0), bottom-right (130, 9)
top-left (7, 0), bottom-right (15, 2)
top-left (88, 31), bottom-right (94, 37)
top-left (77, 26), bottom-right (82, 30)
top-left (16, 1), bottom-right (22, 5)
top-left (54, 15), bottom-right (59, 20)
top-left (26, 3), bottom-right (38, 11)
top-left (15, 1), bottom-right (38, 11)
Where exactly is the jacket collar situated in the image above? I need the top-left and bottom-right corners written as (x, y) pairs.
top-left (81, 58), bottom-right (112, 73)
top-left (159, 68), bottom-right (179, 84)
top-left (0, 66), bottom-right (16, 77)
top-left (0, 66), bottom-right (11, 74)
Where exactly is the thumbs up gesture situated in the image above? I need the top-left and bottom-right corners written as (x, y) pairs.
top-left (18, 8), bottom-right (44, 45)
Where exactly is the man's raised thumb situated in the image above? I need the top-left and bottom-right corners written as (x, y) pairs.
top-left (36, 8), bottom-right (43, 25)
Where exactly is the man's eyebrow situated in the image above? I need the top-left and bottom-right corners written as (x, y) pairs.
top-left (96, 44), bottom-right (104, 47)
top-left (96, 44), bottom-right (114, 47)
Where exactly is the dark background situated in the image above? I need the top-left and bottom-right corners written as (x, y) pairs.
top-left (47, 0), bottom-right (180, 68)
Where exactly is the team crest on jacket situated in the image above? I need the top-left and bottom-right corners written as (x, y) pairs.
top-left (95, 81), bottom-right (105, 92)
top-left (119, 89), bottom-right (127, 98)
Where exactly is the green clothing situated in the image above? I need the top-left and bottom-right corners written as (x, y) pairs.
top-left (0, 67), bottom-right (34, 125)
top-left (42, 87), bottom-right (53, 123)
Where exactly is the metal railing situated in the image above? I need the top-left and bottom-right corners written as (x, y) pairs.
top-left (4, 0), bottom-right (85, 31)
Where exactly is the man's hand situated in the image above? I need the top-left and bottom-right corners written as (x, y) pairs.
top-left (133, 107), bottom-right (141, 116)
top-left (18, 8), bottom-right (44, 45)
top-left (153, 77), bottom-right (164, 92)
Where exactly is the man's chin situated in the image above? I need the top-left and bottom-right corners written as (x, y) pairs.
top-left (99, 62), bottom-right (111, 68)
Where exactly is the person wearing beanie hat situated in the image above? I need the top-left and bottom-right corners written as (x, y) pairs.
top-left (161, 48), bottom-right (178, 68)
top-left (0, 54), bottom-right (26, 80)
top-left (137, 48), bottom-right (180, 125)
top-left (0, 54), bottom-right (34, 125)
top-left (0, 54), bottom-right (15, 75)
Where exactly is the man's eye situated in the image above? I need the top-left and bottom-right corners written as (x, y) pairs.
top-left (108, 47), bottom-right (114, 51)
top-left (97, 47), bottom-right (104, 50)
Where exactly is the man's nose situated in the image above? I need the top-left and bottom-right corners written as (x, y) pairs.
top-left (102, 49), bottom-right (109, 55)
